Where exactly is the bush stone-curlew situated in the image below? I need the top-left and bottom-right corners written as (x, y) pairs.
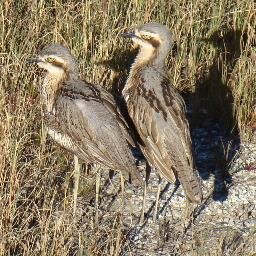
top-left (121, 23), bottom-right (202, 220)
top-left (28, 44), bottom-right (142, 215)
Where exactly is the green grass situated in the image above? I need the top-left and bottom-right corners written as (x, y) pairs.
top-left (0, 0), bottom-right (256, 255)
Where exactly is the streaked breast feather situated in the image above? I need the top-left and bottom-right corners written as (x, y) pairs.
top-left (47, 127), bottom-right (73, 149)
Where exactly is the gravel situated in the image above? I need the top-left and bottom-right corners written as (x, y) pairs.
top-left (78, 113), bottom-right (256, 255)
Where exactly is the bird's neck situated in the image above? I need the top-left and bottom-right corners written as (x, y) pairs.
top-left (41, 71), bottom-right (66, 112)
top-left (123, 47), bottom-right (166, 96)
top-left (134, 46), bottom-right (166, 67)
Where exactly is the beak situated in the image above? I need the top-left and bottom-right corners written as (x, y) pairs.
top-left (120, 32), bottom-right (141, 40)
top-left (26, 57), bottom-right (40, 64)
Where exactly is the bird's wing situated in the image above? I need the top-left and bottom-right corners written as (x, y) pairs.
top-left (160, 79), bottom-right (202, 202)
top-left (133, 76), bottom-right (201, 202)
top-left (93, 84), bottom-right (136, 147)
top-left (52, 82), bottom-right (136, 174)
top-left (160, 78), bottom-right (194, 164)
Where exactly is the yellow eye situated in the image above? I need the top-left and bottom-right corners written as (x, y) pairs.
top-left (45, 57), bottom-right (55, 63)
top-left (141, 34), bottom-right (152, 40)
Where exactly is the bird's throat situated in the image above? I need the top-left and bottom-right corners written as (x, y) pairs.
top-left (41, 72), bottom-right (65, 112)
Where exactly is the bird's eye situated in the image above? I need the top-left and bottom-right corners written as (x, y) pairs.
top-left (45, 57), bottom-right (55, 63)
top-left (141, 34), bottom-right (152, 40)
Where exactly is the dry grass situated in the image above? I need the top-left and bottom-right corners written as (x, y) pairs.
top-left (0, 0), bottom-right (256, 255)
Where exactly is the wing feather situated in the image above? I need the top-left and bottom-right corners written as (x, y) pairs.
top-left (47, 81), bottom-right (142, 184)
top-left (128, 75), bottom-right (202, 202)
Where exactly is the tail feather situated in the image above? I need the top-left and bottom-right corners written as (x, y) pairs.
top-left (176, 168), bottom-right (202, 203)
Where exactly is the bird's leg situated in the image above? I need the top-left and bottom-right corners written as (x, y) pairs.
top-left (95, 165), bottom-right (101, 226)
top-left (73, 155), bottom-right (80, 215)
top-left (140, 162), bottom-right (151, 224)
top-left (120, 173), bottom-right (125, 211)
top-left (139, 182), bottom-right (147, 224)
top-left (153, 175), bottom-right (162, 221)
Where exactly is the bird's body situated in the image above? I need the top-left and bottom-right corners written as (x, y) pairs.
top-left (30, 44), bottom-right (142, 186)
top-left (122, 23), bottom-right (202, 203)
top-left (46, 80), bottom-right (139, 177)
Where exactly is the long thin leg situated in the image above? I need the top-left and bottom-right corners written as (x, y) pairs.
top-left (153, 175), bottom-right (161, 221)
top-left (73, 155), bottom-right (80, 215)
top-left (120, 173), bottom-right (125, 210)
top-left (140, 162), bottom-right (151, 224)
top-left (139, 182), bottom-right (147, 224)
top-left (95, 166), bottom-right (101, 226)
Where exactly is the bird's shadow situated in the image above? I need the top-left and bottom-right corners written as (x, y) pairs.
top-left (187, 28), bottom-right (248, 201)
top-left (99, 29), bottom-right (245, 203)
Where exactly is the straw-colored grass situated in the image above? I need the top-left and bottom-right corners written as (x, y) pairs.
top-left (0, 0), bottom-right (255, 255)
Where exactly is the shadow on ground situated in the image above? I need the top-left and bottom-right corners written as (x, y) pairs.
top-left (189, 28), bottom-right (248, 201)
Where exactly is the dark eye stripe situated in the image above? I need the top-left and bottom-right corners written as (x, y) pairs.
top-left (147, 38), bottom-right (160, 48)
top-left (45, 57), bottom-right (65, 69)
top-left (52, 60), bottom-right (66, 69)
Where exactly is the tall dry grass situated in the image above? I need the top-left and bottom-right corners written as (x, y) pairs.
top-left (0, 0), bottom-right (256, 255)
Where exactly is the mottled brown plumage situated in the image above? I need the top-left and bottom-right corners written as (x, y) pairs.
top-left (122, 23), bottom-right (202, 202)
top-left (29, 44), bottom-right (142, 185)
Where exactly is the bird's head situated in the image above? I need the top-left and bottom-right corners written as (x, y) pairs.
top-left (28, 44), bottom-right (79, 78)
top-left (121, 22), bottom-right (172, 65)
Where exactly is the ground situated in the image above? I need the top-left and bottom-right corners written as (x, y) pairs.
top-left (73, 111), bottom-right (256, 255)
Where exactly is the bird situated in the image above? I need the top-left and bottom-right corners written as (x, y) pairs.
top-left (28, 44), bottom-right (143, 215)
top-left (121, 22), bottom-right (202, 218)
